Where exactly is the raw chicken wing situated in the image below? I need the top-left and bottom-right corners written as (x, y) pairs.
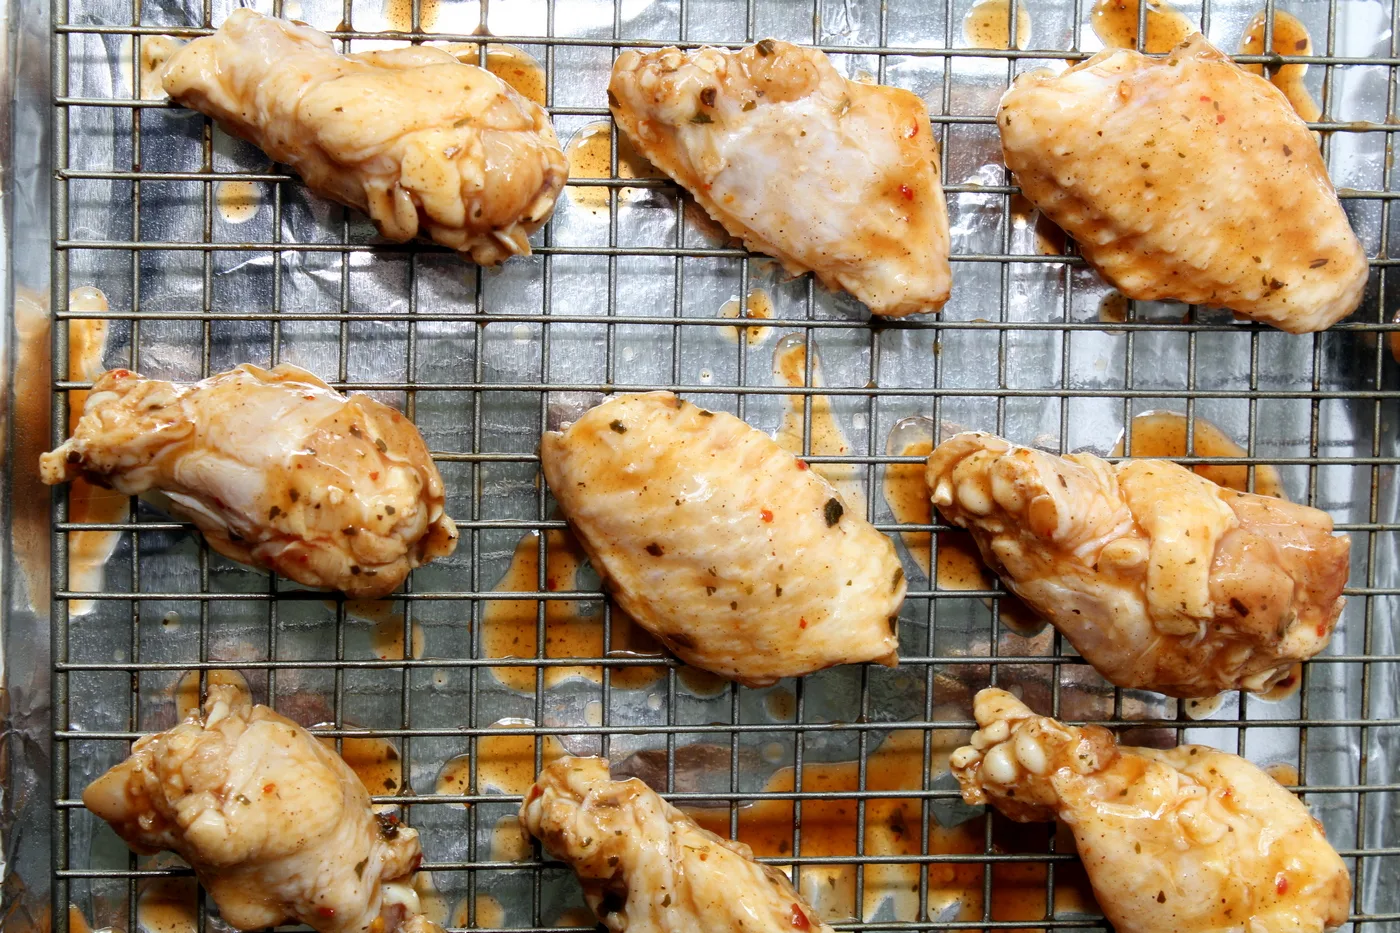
top-left (84, 685), bottom-right (440, 933)
top-left (998, 34), bottom-right (1366, 332)
top-left (951, 688), bottom-right (1351, 933)
top-left (540, 392), bottom-right (904, 685)
top-left (41, 364), bottom-right (457, 598)
top-left (158, 10), bottom-right (567, 264)
top-left (609, 41), bottom-right (950, 317)
top-left (521, 756), bottom-right (834, 933)
top-left (926, 432), bottom-right (1348, 697)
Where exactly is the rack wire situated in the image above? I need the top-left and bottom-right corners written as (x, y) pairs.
top-left (47, 0), bottom-right (1400, 930)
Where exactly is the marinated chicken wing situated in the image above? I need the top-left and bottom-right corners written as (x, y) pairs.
top-left (998, 34), bottom-right (1366, 332)
top-left (83, 685), bottom-right (440, 933)
top-left (609, 41), bottom-right (951, 317)
top-left (158, 10), bottom-right (566, 264)
top-left (540, 392), bottom-right (903, 686)
top-left (951, 688), bottom-right (1350, 933)
top-left (926, 432), bottom-right (1348, 697)
top-left (41, 364), bottom-right (457, 598)
top-left (521, 756), bottom-right (834, 933)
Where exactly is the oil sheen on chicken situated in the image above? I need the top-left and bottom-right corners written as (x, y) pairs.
top-left (609, 40), bottom-right (951, 317)
top-left (157, 10), bottom-right (566, 264)
top-left (539, 392), bottom-right (904, 686)
top-left (926, 432), bottom-right (1348, 697)
top-left (998, 34), bottom-right (1366, 333)
top-left (83, 685), bottom-right (441, 933)
top-left (951, 688), bottom-right (1351, 933)
top-left (40, 364), bottom-right (457, 598)
top-left (521, 756), bottom-right (834, 933)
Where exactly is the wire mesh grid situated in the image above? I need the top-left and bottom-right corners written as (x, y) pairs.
top-left (46, 0), bottom-right (1400, 930)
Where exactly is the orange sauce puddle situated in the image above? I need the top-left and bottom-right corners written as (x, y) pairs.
top-left (483, 528), bottom-right (666, 693)
top-left (68, 906), bottom-right (94, 933)
top-left (1111, 410), bottom-right (1285, 499)
top-left (1390, 310), bottom-right (1400, 364)
top-left (688, 731), bottom-right (1095, 925)
top-left (1183, 692), bottom-right (1227, 720)
top-left (1258, 661), bottom-right (1303, 702)
top-left (137, 35), bottom-right (180, 99)
top-left (773, 335), bottom-right (865, 512)
top-left (765, 687), bottom-right (797, 721)
top-left (1265, 762), bottom-right (1300, 787)
top-left (1098, 291), bottom-right (1128, 327)
top-left (1091, 0), bottom-right (1196, 53)
top-left (174, 668), bottom-right (251, 719)
top-left (414, 872), bottom-right (449, 925)
top-left (678, 665), bottom-right (730, 697)
top-left (1009, 194), bottom-right (1067, 257)
top-left (882, 431), bottom-right (1043, 636)
top-left (564, 120), bottom-right (661, 214)
top-left (963, 0), bottom-right (1031, 50)
top-left (445, 44), bottom-right (549, 107)
top-left (435, 720), bottom-right (567, 806)
top-left (554, 907), bottom-right (596, 927)
top-left (451, 894), bottom-right (505, 930)
top-left (490, 814), bottom-right (532, 861)
top-left (384, 0), bottom-right (439, 32)
top-left (216, 180), bottom-right (260, 224)
top-left (312, 729), bottom-right (404, 801)
top-left (340, 598), bottom-right (425, 660)
top-left (1240, 11), bottom-right (1321, 125)
top-left (136, 878), bottom-right (197, 933)
top-left (720, 288), bottom-right (775, 347)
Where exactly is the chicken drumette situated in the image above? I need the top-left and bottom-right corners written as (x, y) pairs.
top-left (951, 688), bottom-right (1351, 933)
top-left (521, 756), bottom-right (834, 933)
top-left (926, 432), bottom-right (1348, 697)
top-left (540, 392), bottom-right (904, 686)
top-left (998, 34), bottom-right (1366, 332)
top-left (41, 363), bottom-right (457, 597)
top-left (157, 10), bottom-right (566, 264)
top-left (609, 40), bottom-right (950, 317)
top-left (84, 685), bottom-right (440, 933)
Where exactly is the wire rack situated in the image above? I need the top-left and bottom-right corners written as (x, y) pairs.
top-left (44, 0), bottom-right (1400, 930)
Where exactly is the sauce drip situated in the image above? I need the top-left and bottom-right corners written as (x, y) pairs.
top-left (963, 0), bottom-right (1031, 51)
top-left (313, 731), bottom-right (404, 801)
top-left (1390, 310), bottom-right (1400, 365)
top-left (1265, 762), bottom-right (1300, 787)
top-left (490, 814), bottom-right (532, 861)
top-left (343, 598), bottom-right (425, 660)
top-left (773, 335), bottom-right (865, 512)
top-left (174, 668), bottom-right (251, 719)
top-left (435, 720), bottom-right (566, 804)
top-left (564, 120), bottom-right (661, 214)
top-left (136, 879), bottom-right (197, 933)
top-left (687, 730), bottom-right (1095, 924)
top-left (677, 665), bottom-right (730, 697)
top-left (1183, 693), bottom-right (1226, 720)
top-left (137, 36), bottom-right (180, 99)
top-left (1239, 11), bottom-right (1322, 124)
top-left (446, 44), bottom-right (548, 107)
top-left (1010, 195), bottom-right (1068, 257)
top-left (765, 687), bottom-right (797, 721)
top-left (384, 0), bottom-right (439, 32)
top-left (452, 894), bottom-right (504, 930)
top-left (1258, 661), bottom-right (1303, 702)
top-left (482, 528), bottom-right (667, 692)
top-left (216, 180), bottom-right (260, 224)
top-left (1111, 410), bottom-right (1286, 499)
top-left (1090, 0), bottom-right (1196, 53)
top-left (720, 288), bottom-right (776, 346)
top-left (1098, 291), bottom-right (1129, 327)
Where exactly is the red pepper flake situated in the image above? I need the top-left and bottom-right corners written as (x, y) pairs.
top-left (899, 184), bottom-right (914, 201)
top-left (526, 784), bottom-right (544, 803)
top-left (1199, 95), bottom-right (1211, 102)
top-left (1216, 113), bottom-right (1226, 123)
top-left (547, 576), bottom-right (560, 591)
top-left (799, 617), bottom-right (808, 629)
top-left (1276, 874), bottom-right (1289, 895)
top-left (790, 904), bottom-right (811, 930)
top-left (1317, 622), bottom-right (1330, 637)
top-left (796, 460), bottom-right (809, 471)
top-left (317, 907), bottom-right (337, 919)
top-left (369, 471), bottom-right (379, 480)
top-left (904, 123), bottom-right (918, 139)
top-left (263, 783), bottom-right (276, 793)
top-left (761, 509), bottom-right (774, 523)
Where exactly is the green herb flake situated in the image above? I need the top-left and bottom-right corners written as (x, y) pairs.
top-left (690, 111), bottom-right (714, 124)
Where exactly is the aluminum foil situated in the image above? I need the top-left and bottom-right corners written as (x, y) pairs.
top-left (4, 0), bottom-right (1398, 929)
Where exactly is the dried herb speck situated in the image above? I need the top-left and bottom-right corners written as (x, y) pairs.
top-left (823, 498), bottom-right (844, 526)
top-left (610, 419), bottom-right (627, 434)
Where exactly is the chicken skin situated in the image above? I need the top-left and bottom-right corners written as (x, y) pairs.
top-left (951, 689), bottom-right (1351, 933)
top-left (41, 364), bottom-right (457, 598)
top-left (83, 685), bottom-right (441, 933)
top-left (521, 756), bottom-right (834, 933)
top-left (926, 433), bottom-right (1348, 697)
top-left (158, 10), bottom-right (566, 264)
top-left (540, 392), bottom-right (903, 686)
top-left (998, 34), bottom-right (1366, 333)
top-left (609, 41), bottom-right (950, 317)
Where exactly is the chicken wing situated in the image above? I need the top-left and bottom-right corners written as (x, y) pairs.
top-left (951, 688), bottom-right (1350, 933)
top-left (926, 432), bottom-right (1348, 697)
top-left (609, 41), bottom-right (951, 317)
top-left (539, 392), bottom-right (903, 686)
top-left (84, 685), bottom-right (441, 933)
top-left (41, 364), bottom-right (457, 598)
top-left (158, 10), bottom-right (566, 264)
top-left (998, 34), bottom-right (1366, 333)
top-left (521, 756), bottom-right (833, 933)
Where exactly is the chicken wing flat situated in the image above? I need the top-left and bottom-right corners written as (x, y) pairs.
top-left (84, 685), bottom-right (441, 933)
top-left (609, 41), bottom-right (950, 317)
top-left (41, 364), bottom-right (457, 598)
top-left (521, 756), bottom-right (833, 933)
top-left (926, 432), bottom-right (1348, 697)
top-left (158, 10), bottom-right (566, 264)
top-left (951, 688), bottom-right (1350, 933)
top-left (540, 392), bottom-right (904, 686)
top-left (998, 34), bottom-right (1366, 333)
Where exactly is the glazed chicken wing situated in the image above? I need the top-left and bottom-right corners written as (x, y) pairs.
top-left (609, 41), bottom-right (950, 317)
top-left (84, 685), bottom-right (440, 933)
top-left (157, 10), bottom-right (566, 264)
top-left (926, 432), bottom-right (1348, 697)
top-left (540, 392), bottom-right (904, 686)
top-left (41, 364), bottom-right (457, 598)
top-left (521, 756), bottom-right (833, 933)
top-left (998, 34), bottom-right (1366, 333)
top-left (951, 688), bottom-right (1350, 933)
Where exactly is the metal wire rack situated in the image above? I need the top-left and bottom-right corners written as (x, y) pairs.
top-left (43, 0), bottom-right (1400, 930)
